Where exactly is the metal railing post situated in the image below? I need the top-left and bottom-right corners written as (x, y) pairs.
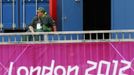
top-left (0, 0), bottom-right (3, 31)
top-left (35, 0), bottom-right (38, 14)
top-left (23, 0), bottom-right (26, 29)
top-left (12, 0), bottom-right (16, 30)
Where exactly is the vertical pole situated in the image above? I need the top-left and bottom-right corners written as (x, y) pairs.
top-left (23, 0), bottom-right (26, 29)
top-left (12, 0), bottom-right (16, 30)
top-left (18, 0), bottom-right (20, 29)
top-left (35, 0), bottom-right (38, 15)
top-left (0, 0), bottom-right (3, 31)
top-left (49, 0), bottom-right (57, 20)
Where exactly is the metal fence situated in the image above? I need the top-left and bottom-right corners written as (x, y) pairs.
top-left (1, 30), bottom-right (134, 44)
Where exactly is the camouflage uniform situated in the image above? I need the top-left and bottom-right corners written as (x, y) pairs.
top-left (29, 14), bottom-right (55, 32)
top-left (23, 7), bottom-right (55, 41)
top-left (29, 7), bottom-right (55, 32)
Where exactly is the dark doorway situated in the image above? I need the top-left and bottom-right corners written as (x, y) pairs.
top-left (83, 0), bottom-right (111, 39)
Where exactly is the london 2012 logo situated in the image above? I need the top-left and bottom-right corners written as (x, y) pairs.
top-left (6, 60), bottom-right (131, 75)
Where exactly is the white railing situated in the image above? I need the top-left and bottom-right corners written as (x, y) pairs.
top-left (1, 30), bottom-right (134, 44)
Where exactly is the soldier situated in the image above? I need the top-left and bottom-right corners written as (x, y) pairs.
top-left (23, 7), bottom-right (57, 41)
top-left (29, 7), bottom-right (57, 33)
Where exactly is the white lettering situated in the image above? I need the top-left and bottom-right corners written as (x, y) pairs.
top-left (119, 60), bottom-right (131, 75)
top-left (97, 60), bottom-right (111, 75)
top-left (30, 66), bottom-right (41, 75)
top-left (67, 66), bottom-right (79, 75)
top-left (17, 66), bottom-right (29, 75)
top-left (8, 62), bottom-right (14, 75)
top-left (6, 60), bottom-right (131, 75)
top-left (112, 60), bottom-right (118, 75)
top-left (85, 60), bottom-right (97, 75)
top-left (41, 60), bottom-right (55, 75)
top-left (54, 66), bottom-right (66, 75)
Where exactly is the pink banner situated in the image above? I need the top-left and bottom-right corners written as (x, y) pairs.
top-left (0, 42), bottom-right (134, 75)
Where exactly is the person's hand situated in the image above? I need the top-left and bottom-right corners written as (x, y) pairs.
top-left (29, 26), bottom-right (35, 33)
top-left (31, 31), bottom-right (35, 34)
top-left (52, 25), bottom-right (57, 32)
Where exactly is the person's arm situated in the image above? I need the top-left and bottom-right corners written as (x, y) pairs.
top-left (52, 25), bottom-right (57, 32)
top-left (29, 26), bottom-right (34, 33)
top-left (48, 16), bottom-right (57, 32)
top-left (28, 17), bottom-right (37, 33)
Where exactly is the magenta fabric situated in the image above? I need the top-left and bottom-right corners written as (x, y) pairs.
top-left (0, 42), bottom-right (134, 75)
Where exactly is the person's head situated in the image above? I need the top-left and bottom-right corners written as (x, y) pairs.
top-left (37, 7), bottom-right (46, 17)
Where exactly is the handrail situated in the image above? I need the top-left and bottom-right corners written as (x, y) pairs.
top-left (1, 29), bottom-right (134, 35)
top-left (0, 30), bottom-right (134, 44)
